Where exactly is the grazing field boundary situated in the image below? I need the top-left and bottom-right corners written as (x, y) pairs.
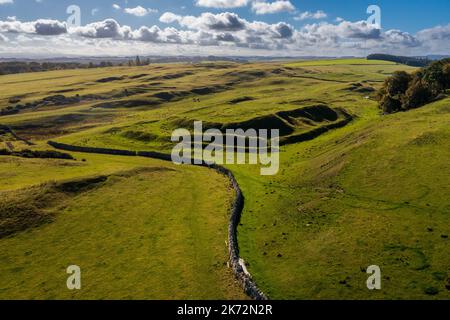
top-left (0, 124), bottom-right (34, 146)
top-left (47, 140), bottom-right (268, 300)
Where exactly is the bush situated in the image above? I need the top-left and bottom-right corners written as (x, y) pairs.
top-left (402, 80), bottom-right (432, 109)
top-left (385, 71), bottom-right (412, 97)
top-left (422, 59), bottom-right (450, 95)
top-left (380, 95), bottom-right (402, 114)
top-left (377, 58), bottom-right (450, 113)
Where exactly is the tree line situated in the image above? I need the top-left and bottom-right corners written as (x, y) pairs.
top-left (378, 58), bottom-right (450, 114)
top-left (367, 54), bottom-right (431, 67)
top-left (0, 56), bottom-right (150, 75)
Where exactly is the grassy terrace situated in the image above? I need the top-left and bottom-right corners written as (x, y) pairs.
top-left (0, 58), bottom-right (448, 299)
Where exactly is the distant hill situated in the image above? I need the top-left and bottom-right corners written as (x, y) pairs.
top-left (367, 54), bottom-right (431, 67)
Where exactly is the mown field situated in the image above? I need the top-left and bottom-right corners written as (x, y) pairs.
top-left (0, 58), bottom-right (448, 299)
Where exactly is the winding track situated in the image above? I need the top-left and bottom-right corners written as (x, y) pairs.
top-left (47, 141), bottom-right (268, 300)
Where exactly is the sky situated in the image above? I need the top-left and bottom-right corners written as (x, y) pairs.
top-left (0, 0), bottom-right (449, 58)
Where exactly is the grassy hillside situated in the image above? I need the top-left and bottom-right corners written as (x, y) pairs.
top-left (0, 153), bottom-right (246, 299)
top-left (0, 58), bottom-right (448, 299)
top-left (233, 97), bottom-right (450, 299)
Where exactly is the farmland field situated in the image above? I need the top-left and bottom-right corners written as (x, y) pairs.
top-left (0, 58), bottom-right (449, 300)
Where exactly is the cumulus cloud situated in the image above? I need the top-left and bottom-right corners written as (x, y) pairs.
top-left (0, 15), bottom-right (448, 57)
top-left (417, 24), bottom-right (450, 41)
top-left (0, 19), bottom-right (66, 35)
top-left (112, 4), bottom-right (121, 10)
top-left (124, 6), bottom-right (158, 17)
top-left (160, 12), bottom-right (247, 32)
top-left (0, 0), bottom-right (13, 5)
top-left (34, 19), bottom-right (67, 35)
top-left (299, 20), bottom-right (382, 42)
top-left (159, 12), bottom-right (181, 24)
top-left (251, 1), bottom-right (295, 15)
top-left (195, 0), bottom-right (249, 8)
top-left (383, 29), bottom-right (420, 47)
top-left (294, 11), bottom-right (328, 21)
top-left (158, 11), bottom-right (296, 49)
top-left (416, 24), bottom-right (450, 53)
top-left (72, 19), bottom-right (131, 39)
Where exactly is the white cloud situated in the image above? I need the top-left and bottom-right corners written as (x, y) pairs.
top-left (251, 1), bottom-right (295, 15)
top-left (417, 24), bottom-right (450, 41)
top-left (160, 12), bottom-right (247, 32)
top-left (0, 0), bottom-right (13, 5)
top-left (34, 19), bottom-right (67, 35)
top-left (159, 12), bottom-right (181, 24)
top-left (1, 16), bottom-right (449, 57)
top-left (72, 19), bottom-right (132, 39)
top-left (124, 6), bottom-right (158, 17)
top-left (195, 0), bottom-right (249, 8)
top-left (112, 4), bottom-right (121, 10)
top-left (0, 19), bottom-right (67, 35)
top-left (91, 8), bottom-right (99, 16)
top-left (294, 11), bottom-right (328, 21)
top-left (416, 24), bottom-right (450, 53)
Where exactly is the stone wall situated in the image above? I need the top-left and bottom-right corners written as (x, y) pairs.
top-left (47, 141), bottom-right (268, 300)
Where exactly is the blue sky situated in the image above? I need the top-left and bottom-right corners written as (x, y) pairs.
top-left (0, 0), bottom-right (449, 57)
top-left (1, 0), bottom-right (449, 33)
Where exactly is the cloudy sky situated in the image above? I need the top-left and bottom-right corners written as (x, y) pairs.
top-left (0, 0), bottom-right (449, 58)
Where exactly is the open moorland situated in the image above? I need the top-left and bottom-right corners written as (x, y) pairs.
top-left (0, 58), bottom-right (448, 299)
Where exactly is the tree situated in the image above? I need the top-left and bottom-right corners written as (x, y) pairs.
top-left (422, 59), bottom-right (448, 94)
top-left (135, 55), bottom-right (141, 66)
top-left (402, 79), bottom-right (432, 109)
top-left (384, 71), bottom-right (412, 97)
top-left (377, 58), bottom-right (449, 114)
top-left (380, 94), bottom-right (401, 114)
top-left (443, 63), bottom-right (450, 89)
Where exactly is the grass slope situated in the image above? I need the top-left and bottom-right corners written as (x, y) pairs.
top-left (233, 98), bottom-right (450, 299)
top-left (0, 154), bottom-right (246, 299)
top-left (1, 58), bottom-right (448, 299)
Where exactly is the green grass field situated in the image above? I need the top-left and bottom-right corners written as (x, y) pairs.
top-left (0, 153), bottom-right (246, 299)
top-left (0, 58), bottom-right (448, 299)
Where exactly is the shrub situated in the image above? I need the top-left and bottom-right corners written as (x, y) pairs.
top-left (380, 95), bottom-right (402, 114)
top-left (422, 59), bottom-right (450, 95)
top-left (384, 71), bottom-right (412, 97)
top-left (402, 80), bottom-right (432, 109)
top-left (377, 58), bottom-right (450, 113)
